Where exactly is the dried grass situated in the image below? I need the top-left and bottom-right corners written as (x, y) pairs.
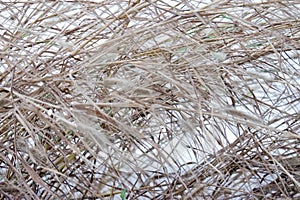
top-left (0, 0), bottom-right (300, 199)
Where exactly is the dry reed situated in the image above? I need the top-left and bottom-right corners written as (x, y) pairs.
top-left (0, 0), bottom-right (300, 199)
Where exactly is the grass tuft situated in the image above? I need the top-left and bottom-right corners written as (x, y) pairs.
top-left (0, 1), bottom-right (300, 199)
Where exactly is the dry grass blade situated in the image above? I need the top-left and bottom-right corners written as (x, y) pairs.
top-left (0, 0), bottom-right (299, 199)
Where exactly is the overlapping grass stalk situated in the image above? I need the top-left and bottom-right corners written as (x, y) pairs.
top-left (0, 0), bottom-right (300, 199)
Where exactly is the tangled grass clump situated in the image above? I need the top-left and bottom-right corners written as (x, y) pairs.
top-left (0, 1), bottom-right (300, 199)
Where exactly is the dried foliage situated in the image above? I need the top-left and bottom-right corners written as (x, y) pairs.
top-left (0, 0), bottom-right (300, 199)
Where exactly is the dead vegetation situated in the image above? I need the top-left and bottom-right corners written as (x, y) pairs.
top-left (0, 0), bottom-right (300, 199)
